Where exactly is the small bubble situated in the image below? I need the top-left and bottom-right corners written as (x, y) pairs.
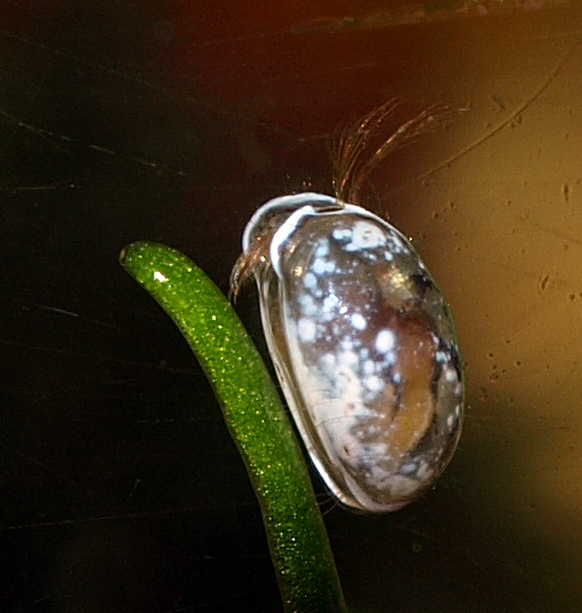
top-left (152, 19), bottom-right (175, 44)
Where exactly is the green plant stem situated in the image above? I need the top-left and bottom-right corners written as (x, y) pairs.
top-left (120, 241), bottom-right (347, 613)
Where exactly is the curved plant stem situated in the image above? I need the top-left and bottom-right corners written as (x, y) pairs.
top-left (120, 241), bottom-right (347, 613)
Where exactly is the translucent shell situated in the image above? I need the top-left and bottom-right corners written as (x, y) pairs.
top-left (235, 192), bottom-right (464, 512)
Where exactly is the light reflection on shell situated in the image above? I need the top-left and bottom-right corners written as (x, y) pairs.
top-left (232, 192), bottom-right (464, 512)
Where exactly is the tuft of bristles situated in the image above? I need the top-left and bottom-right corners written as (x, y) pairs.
top-left (332, 100), bottom-right (458, 204)
top-left (230, 101), bottom-right (459, 300)
top-left (229, 213), bottom-right (282, 301)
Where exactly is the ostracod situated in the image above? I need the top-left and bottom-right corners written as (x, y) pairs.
top-left (231, 191), bottom-right (463, 512)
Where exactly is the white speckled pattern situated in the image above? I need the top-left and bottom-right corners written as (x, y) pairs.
top-left (238, 193), bottom-right (464, 512)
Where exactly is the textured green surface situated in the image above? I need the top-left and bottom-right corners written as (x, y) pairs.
top-left (120, 241), bottom-right (347, 613)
